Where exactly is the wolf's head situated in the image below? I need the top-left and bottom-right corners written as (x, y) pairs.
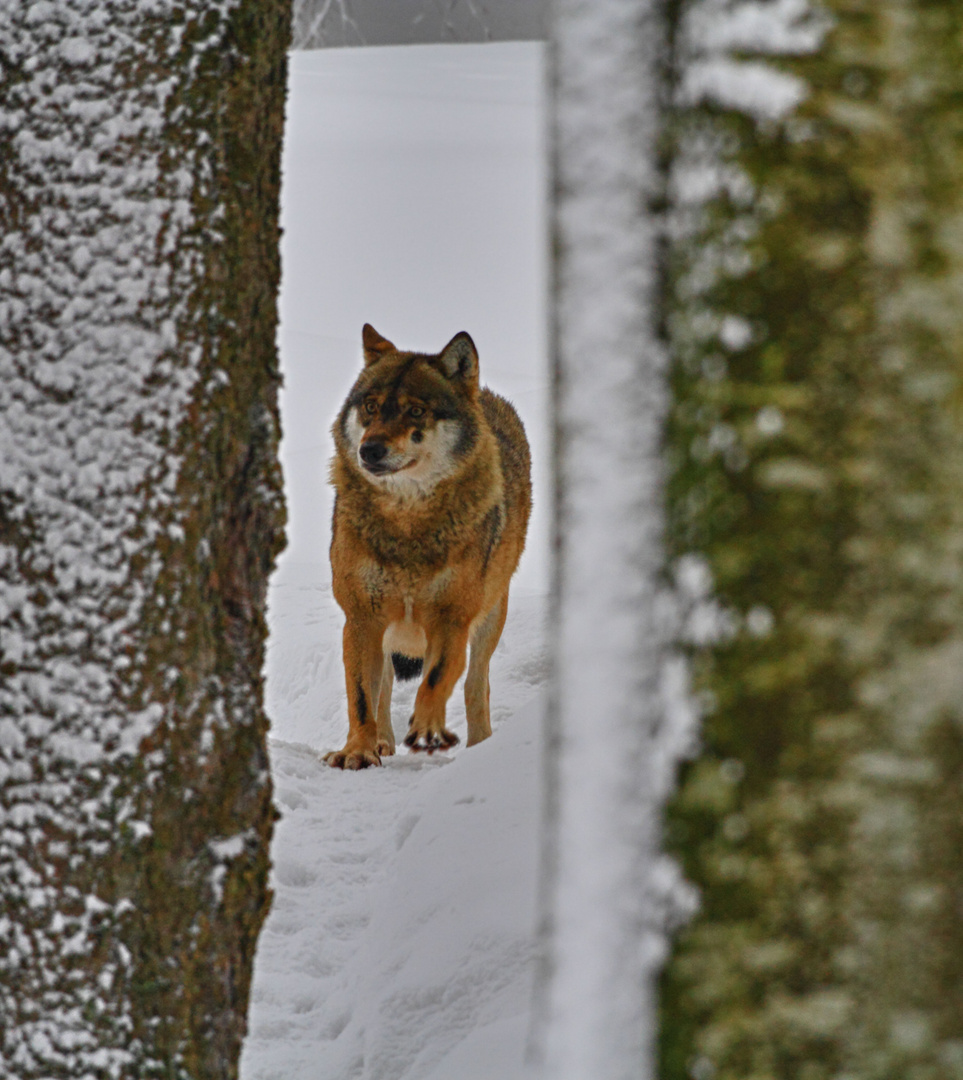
top-left (335, 324), bottom-right (482, 496)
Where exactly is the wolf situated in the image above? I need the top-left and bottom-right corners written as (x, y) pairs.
top-left (323, 324), bottom-right (532, 770)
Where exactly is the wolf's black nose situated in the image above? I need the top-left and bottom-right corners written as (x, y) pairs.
top-left (360, 441), bottom-right (388, 465)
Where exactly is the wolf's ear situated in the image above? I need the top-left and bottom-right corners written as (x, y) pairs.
top-left (362, 323), bottom-right (395, 366)
top-left (437, 332), bottom-right (478, 384)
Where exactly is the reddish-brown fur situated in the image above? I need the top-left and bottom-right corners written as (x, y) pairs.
top-left (324, 325), bottom-right (532, 769)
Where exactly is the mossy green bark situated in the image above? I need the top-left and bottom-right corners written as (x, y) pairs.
top-left (661, 2), bottom-right (963, 1078)
top-left (0, 1), bottom-right (289, 1076)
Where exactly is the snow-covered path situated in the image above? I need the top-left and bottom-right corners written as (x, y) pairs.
top-left (241, 571), bottom-right (548, 1079)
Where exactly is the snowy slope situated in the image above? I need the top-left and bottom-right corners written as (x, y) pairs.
top-left (241, 43), bottom-right (549, 1080)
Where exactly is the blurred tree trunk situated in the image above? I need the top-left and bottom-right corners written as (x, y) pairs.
top-left (532, 2), bottom-right (695, 1078)
top-left (0, 0), bottom-right (288, 1076)
top-left (661, 1), bottom-right (963, 1077)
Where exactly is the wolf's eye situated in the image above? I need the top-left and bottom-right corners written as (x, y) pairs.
top-left (363, 400), bottom-right (377, 416)
top-left (409, 406), bottom-right (425, 418)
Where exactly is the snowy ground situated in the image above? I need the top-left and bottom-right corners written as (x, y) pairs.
top-left (242, 575), bottom-right (547, 1080)
top-left (240, 43), bottom-right (549, 1080)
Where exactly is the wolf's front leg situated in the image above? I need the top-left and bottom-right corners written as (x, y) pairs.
top-left (324, 620), bottom-right (385, 769)
top-left (375, 652), bottom-right (396, 757)
top-left (404, 625), bottom-right (470, 751)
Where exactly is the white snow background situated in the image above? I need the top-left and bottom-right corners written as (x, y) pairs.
top-left (240, 43), bottom-right (551, 1080)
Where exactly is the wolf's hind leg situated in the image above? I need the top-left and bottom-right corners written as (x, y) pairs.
top-left (375, 652), bottom-right (395, 756)
top-left (465, 590), bottom-right (509, 746)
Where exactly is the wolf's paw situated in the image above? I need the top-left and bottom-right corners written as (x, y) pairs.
top-left (404, 717), bottom-right (460, 753)
top-left (323, 747), bottom-right (382, 770)
top-left (375, 738), bottom-right (396, 757)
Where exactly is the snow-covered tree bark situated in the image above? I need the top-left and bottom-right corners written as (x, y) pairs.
top-left (0, 1), bottom-right (288, 1076)
top-left (532, 2), bottom-right (694, 1078)
top-left (661, 2), bottom-right (963, 1077)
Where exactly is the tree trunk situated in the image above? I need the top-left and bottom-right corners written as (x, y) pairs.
top-left (532, 2), bottom-right (694, 1077)
top-left (0, 1), bottom-right (289, 1075)
top-left (661, 1), bottom-right (963, 1077)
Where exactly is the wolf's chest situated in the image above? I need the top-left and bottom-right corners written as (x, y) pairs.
top-left (357, 559), bottom-right (455, 611)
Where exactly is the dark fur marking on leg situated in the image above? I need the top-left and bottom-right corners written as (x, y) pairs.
top-left (391, 653), bottom-right (423, 681)
top-left (427, 656), bottom-right (445, 689)
top-left (356, 678), bottom-right (368, 725)
top-left (480, 504), bottom-right (503, 572)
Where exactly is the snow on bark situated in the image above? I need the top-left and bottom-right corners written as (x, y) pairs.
top-left (0, 0), bottom-right (287, 1075)
top-left (531, 3), bottom-right (696, 1078)
top-left (0, 3), bottom-right (209, 1067)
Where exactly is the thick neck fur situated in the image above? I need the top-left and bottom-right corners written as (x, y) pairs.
top-left (332, 429), bottom-right (503, 570)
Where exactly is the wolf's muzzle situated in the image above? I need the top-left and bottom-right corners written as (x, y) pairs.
top-left (360, 441), bottom-right (389, 472)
